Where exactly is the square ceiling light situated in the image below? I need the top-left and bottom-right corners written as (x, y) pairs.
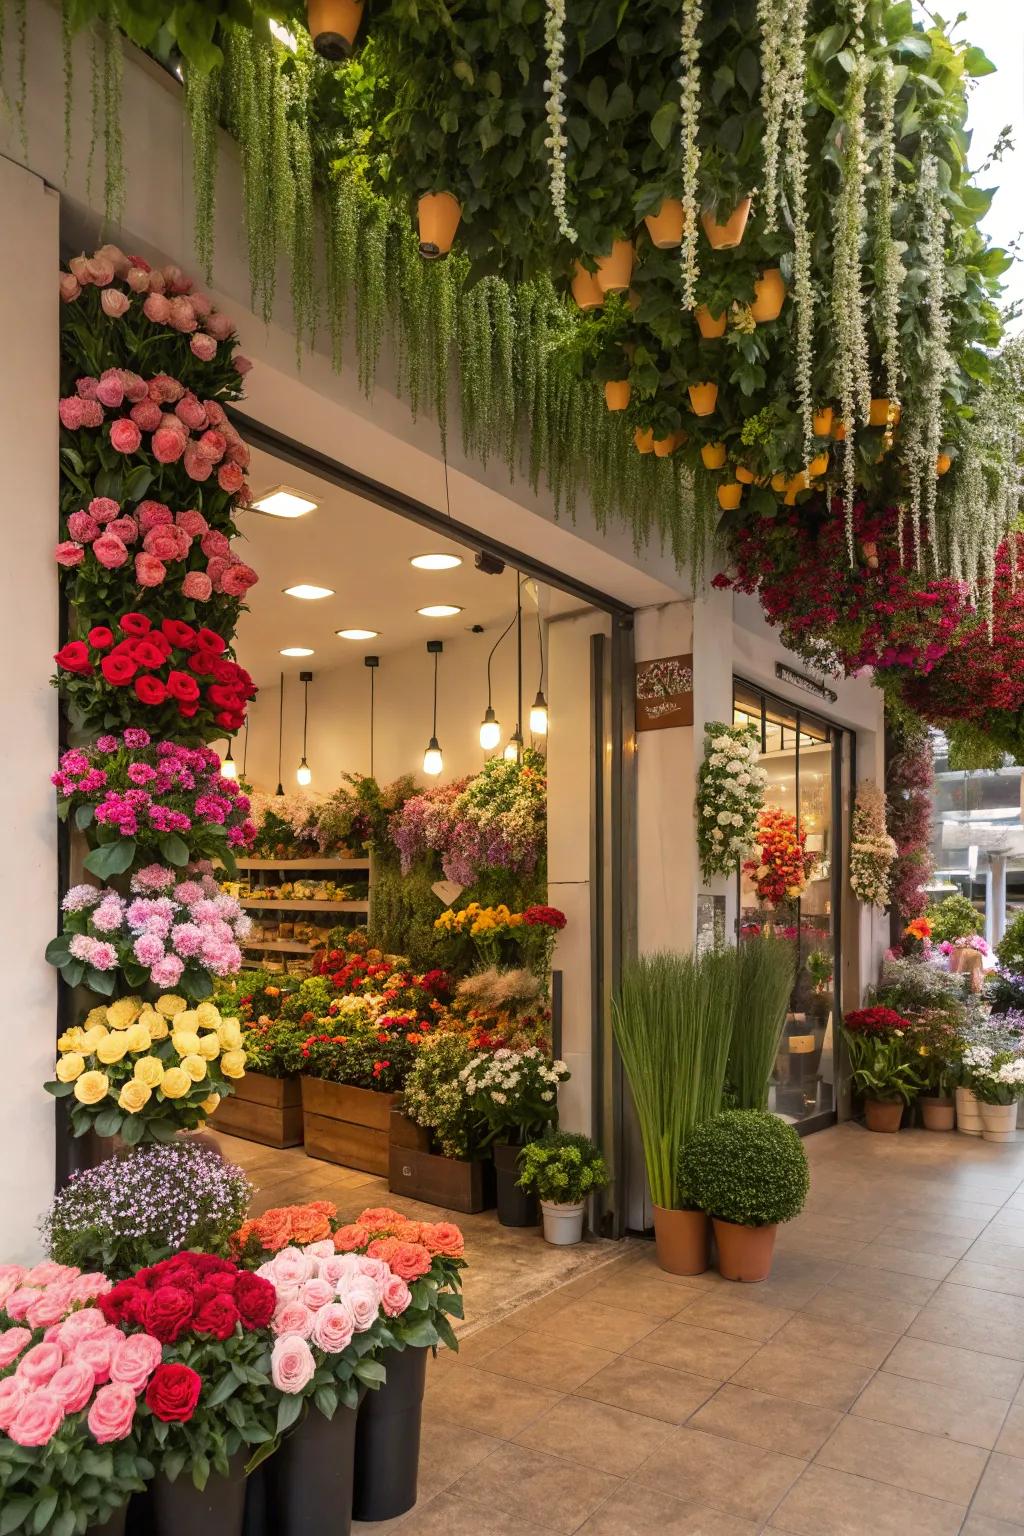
top-left (250, 485), bottom-right (318, 518)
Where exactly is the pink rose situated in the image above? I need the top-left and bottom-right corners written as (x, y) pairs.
top-left (67, 510), bottom-right (100, 543)
top-left (87, 1381), bottom-right (137, 1444)
top-left (80, 400), bottom-right (104, 428)
top-left (88, 497), bottom-right (120, 523)
top-left (69, 255), bottom-right (92, 283)
top-left (95, 371), bottom-right (125, 409)
top-left (163, 264), bottom-right (190, 295)
top-left (317, 1256), bottom-right (354, 1287)
top-left (269, 1249), bottom-right (315, 1289)
top-left (26, 1287), bottom-right (76, 1329)
top-left (143, 293), bottom-right (171, 325)
top-left (0, 1264), bottom-right (26, 1288)
top-left (302, 1242), bottom-right (336, 1261)
top-left (49, 1360), bottom-right (96, 1413)
top-left (5, 1288), bottom-right (38, 1322)
top-left (339, 1275), bottom-right (380, 1333)
top-left (126, 266), bottom-right (150, 294)
top-left (88, 256), bottom-right (115, 286)
top-left (110, 419), bottom-right (142, 455)
top-left (196, 429), bottom-right (227, 463)
top-left (59, 397), bottom-right (86, 431)
top-left (26, 1265), bottom-right (78, 1287)
top-left (225, 438), bottom-right (250, 469)
top-left (143, 529), bottom-right (182, 561)
top-left (138, 499), bottom-right (173, 531)
top-left (55, 541), bottom-right (85, 567)
top-left (182, 571), bottom-right (213, 601)
top-left (8, 1390), bottom-right (65, 1447)
top-left (60, 273), bottom-right (81, 303)
top-left (298, 1278), bottom-right (335, 1312)
top-left (175, 395), bottom-right (208, 432)
top-left (206, 313), bottom-right (235, 342)
top-left (148, 374), bottom-right (184, 403)
top-left (95, 243), bottom-right (129, 277)
top-left (0, 1377), bottom-right (27, 1432)
top-left (381, 1274), bottom-right (412, 1318)
top-left (76, 377), bottom-right (99, 400)
top-left (190, 293), bottom-right (212, 320)
top-left (72, 1334), bottom-right (115, 1384)
top-left (109, 1332), bottom-right (163, 1394)
top-left (16, 1340), bottom-right (64, 1387)
top-left (272, 1301), bottom-right (315, 1339)
top-left (152, 427), bottom-right (186, 464)
top-left (201, 529), bottom-right (231, 559)
top-left (310, 1301), bottom-right (355, 1355)
top-left (234, 355), bottom-right (254, 376)
top-left (184, 445), bottom-right (214, 481)
top-left (221, 563), bottom-right (258, 596)
top-left (353, 1257), bottom-right (392, 1287)
top-left (203, 399), bottom-right (227, 426)
top-left (130, 400), bottom-right (162, 432)
top-left (218, 462), bottom-right (245, 494)
top-left (57, 1309), bottom-right (107, 1346)
top-left (169, 297), bottom-right (198, 333)
top-left (107, 516), bottom-right (139, 544)
top-left (176, 508), bottom-right (208, 536)
top-left (135, 553), bottom-right (167, 587)
top-left (190, 333), bottom-right (217, 362)
top-left (101, 289), bottom-right (131, 318)
top-left (119, 371), bottom-right (148, 403)
top-left (0, 1327), bottom-right (33, 1368)
top-left (147, 268), bottom-right (167, 294)
top-left (93, 533), bottom-right (129, 570)
top-left (70, 1274), bottom-right (113, 1302)
top-left (271, 1335), bottom-right (315, 1394)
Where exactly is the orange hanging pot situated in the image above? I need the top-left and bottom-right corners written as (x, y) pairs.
top-left (868, 397), bottom-right (901, 428)
top-left (643, 198), bottom-right (687, 249)
top-left (735, 465), bottom-right (755, 484)
top-left (688, 381), bottom-right (718, 417)
top-left (694, 305), bottom-right (727, 340)
top-left (770, 471), bottom-right (788, 492)
top-left (807, 452), bottom-right (829, 478)
top-left (594, 239), bottom-right (635, 295)
top-left (307, 0), bottom-right (365, 58)
top-left (717, 482), bottom-right (743, 510)
top-left (812, 406), bottom-right (833, 436)
top-left (603, 380), bottom-right (631, 412)
top-left (936, 452), bottom-right (952, 476)
top-left (749, 268), bottom-right (786, 323)
top-left (633, 427), bottom-right (655, 454)
top-left (700, 442), bottom-right (727, 470)
top-left (653, 433), bottom-right (679, 458)
top-left (832, 419), bottom-right (847, 442)
top-left (417, 193), bottom-right (462, 260)
top-left (570, 261), bottom-right (604, 311)
top-left (701, 196), bottom-right (751, 250)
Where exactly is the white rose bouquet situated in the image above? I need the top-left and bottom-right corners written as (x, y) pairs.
top-left (696, 722), bottom-right (767, 882)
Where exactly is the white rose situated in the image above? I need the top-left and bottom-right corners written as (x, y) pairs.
top-left (717, 811), bottom-right (732, 825)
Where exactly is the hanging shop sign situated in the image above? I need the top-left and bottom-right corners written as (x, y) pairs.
top-left (634, 654), bottom-right (694, 732)
top-left (774, 663), bottom-right (838, 704)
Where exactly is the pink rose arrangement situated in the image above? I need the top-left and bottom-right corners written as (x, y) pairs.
top-left (53, 727), bottom-right (256, 879)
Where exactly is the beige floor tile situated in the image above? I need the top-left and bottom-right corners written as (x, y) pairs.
top-left (878, 1220), bottom-right (985, 1256)
top-left (825, 1263), bottom-right (941, 1306)
top-left (573, 1355), bottom-right (718, 1425)
top-left (801, 1284), bottom-right (922, 1336)
top-left (633, 1425), bottom-right (806, 1524)
top-left (574, 1482), bottom-right (759, 1536)
top-left (972, 1453), bottom-right (1024, 1526)
top-left (675, 1291), bottom-right (794, 1342)
top-left (960, 1515), bottom-right (1024, 1536)
top-left (448, 1441), bottom-right (621, 1536)
top-left (814, 1414), bottom-right (988, 1505)
top-left (883, 1334), bottom-right (1024, 1400)
top-left (909, 1300), bottom-right (1024, 1361)
top-left (627, 1320), bottom-right (760, 1381)
top-left (996, 1403), bottom-right (1024, 1458)
top-left (851, 1369), bottom-right (1009, 1449)
top-left (414, 1418), bottom-right (505, 1502)
top-left (688, 1383), bottom-right (841, 1459)
top-left (584, 1271), bottom-right (703, 1320)
top-left (425, 1363), bottom-right (560, 1436)
top-left (851, 1240), bottom-right (959, 1280)
top-left (376, 1490), bottom-right (554, 1535)
top-left (949, 1261), bottom-right (1024, 1298)
top-left (769, 1463), bottom-right (965, 1535)
top-left (532, 1296), bottom-right (657, 1351)
top-left (453, 1322), bottom-right (524, 1366)
top-left (482, 1332), bottom-right (618, 1393)
top-left (732, 1338), bottom-right (876, 1412)
top-left (514, 1394), bottom-right (674, 1477)
top-left (772, 1315), bottom-right (899, 1369)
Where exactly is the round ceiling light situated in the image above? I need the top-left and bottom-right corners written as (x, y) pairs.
top-left (417, 604), bottom-right (463, 618)
top-left (336, 628), bottom-right (379, 640)
top-left (284, 584), bottom-right (334, 600)
top-left (280, 646), bottom-right (315, 657)
top-left (411, 553), bottom-right (463, 571)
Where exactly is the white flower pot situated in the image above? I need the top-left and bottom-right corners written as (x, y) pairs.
top-left (980, 1102), bottom-right (1019, 1143)
top-left (955, 1086), bottom-right (983, 1136)
top-left (540, 1200), bottom-right (585, 1245)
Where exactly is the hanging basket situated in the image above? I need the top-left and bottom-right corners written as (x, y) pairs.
top-left (813, 406), bottom-right (834, 436)
top-left (571, 261), bottom-right (604, 311)
top-left (807, 452), bottom-right (829, 478)
top-left (603, 379), bottom-right (631, 411)
top-left (306, 0), bottom-right (366, 60)
top-left (643, 198), bottom-right (687, 249)
top-left (688, 381), bottom-right (718, 417)
top-left (749, 268), bottom-right (786, 323)
top-left (594, 239), bottom-right (635, 295)
top-left (868, 397), bottom-right (901, 428)
top-left (717, 482), bottom-right (743, 510)
top-left (694, 305), bottom-right (727, 339)
top-left (701, 197), bottom-right (751, 250)
top-left (416, 193), bottom-right (462, 259)
top-left (633, 427), bottom-right (655, 454)
top-left (700, 442), bottom-right (727, 470)
top-left (653, 433), bottom-right (678, 458)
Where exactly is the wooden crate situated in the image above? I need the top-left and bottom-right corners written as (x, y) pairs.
top-left (211, 1072), bottom-right (303, 1149)
top-left (388, 1140), bottom-right (496, 1214)
top-left (301, 1079), bottom-right (400, 1175)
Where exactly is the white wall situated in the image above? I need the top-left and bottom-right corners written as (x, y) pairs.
top-left (1, 161), bottom-right (60, 1260)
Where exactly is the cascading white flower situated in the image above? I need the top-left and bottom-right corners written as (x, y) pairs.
top-left (679, 0), bottom-right (704, 309)
top-left (849, 780), bottom-right (897, 909)
top-left (874, 60), bottom-right (904, 422)
top-left (831, 38), bottom-right (872, 563)
top-left (543, 0), bottom-right (577, 243)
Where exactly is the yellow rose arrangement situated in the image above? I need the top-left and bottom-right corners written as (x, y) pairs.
top-left (45, 994), bottom-right (244, 1143)
top-left (434, 902), bottom-right (528, 968)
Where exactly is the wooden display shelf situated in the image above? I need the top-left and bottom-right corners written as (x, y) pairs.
top-left (235, 857), bottom-right (370, 870)
top-left (240, 899), bottom-right (369, 913)
top-left (242, 939), bottom-right (320, 954)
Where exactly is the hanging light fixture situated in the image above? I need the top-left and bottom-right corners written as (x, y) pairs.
top-left (220, 744), bottom-right (238, 780)
top-left (502, 573), bottom-right (525, 763)
top-left (296, 670), bottom-right (313, 786)
top-left (423, 640), bottom-right (444, 775)
top-left (530, 602), bottom-right (548, 736)
top-left (503, 728), bottom-right (524, 762)
top-left (275, 672), bottom-right (285, 796)
top-left (479, 609), bottom-right (516, 751)
top-left (365, 654), bottom-right (379, 778)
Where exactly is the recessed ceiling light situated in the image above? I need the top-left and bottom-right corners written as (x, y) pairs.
top-left (250, 486), bottom-right (318, 518)
top-left (336, 628), bottom-right (379, 641)
top-left (417, 604), bottom-right (463, 618)
top-left (284, 584), bottom-right (334, 600)
top-left (411, 553), bottom-right (463, 571)
top-left (280, 647), bottom-right (315, 657)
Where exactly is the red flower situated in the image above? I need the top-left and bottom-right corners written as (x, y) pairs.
top-left (54, 640), bottom-right (93, 675)
top-left (192, 1293), bottom-right (239, 1340)
top-left (135, 675), bottom-right (168, 706)
top-left (88, 625), bottom-right (114, 649)
top-left (843, 1006), bottom-right (910, 1036)
top-left (161, 618), bottom-right (197, 649)
top-left (195, 628), bottom-right (227, 655)
top-left (166, 670), bottom-right (200, 703)
top-left (145, 1362), bottom-right (202, 1423)
top-left (101, 653), bottom-right (137, 686)
top-left (233, 1272), bottom-right (276, 1330)
top-left (143, 1284), bottom-right (195, 1343)
top-left (119, 613), bottom-right (151, 637)
top-left (130, 638), bottom-right (166, 670)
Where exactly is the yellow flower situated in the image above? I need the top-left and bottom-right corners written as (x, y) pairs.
top-left (80, 1025), bottom-right (109, 1053)
top-left (107, 997), bottom-right (143, 1030)
top-left (218, 1019), bottom-right (242, 1050)
top-left (74, 1071), bottom-right (109, 1106)
top-left (96, 1033), bottom-right (130, 1065)
top-left (197, 1033), bottom-right (221, 1061)
top-left (195, 1002), bottom-right (221, 1030)
top-left (118, 1080), bottom-right (151, 1114)
top-left (220, 1049), bottom-right (246, 1079)
top-left (160, 1068), bottom-right (191, 1099)
top-left (181, 1054), bottom-right (207, 1083)
top-left (199, 1093), bottom-right (221, 1116)
top-left (171, 1031), bottom-right (202, 1058)
top-left (134, 1055), bottom-right (165, 1089)
top-left (84, 1006), bottom-right (109, 1030)
top-left (124, 1023), bottom-right (152, 1054)
top-left (146, 1014), bottom-right (169, 1041)
top-left (174, 1010), bottom-right (199, 1034)
top-left (156, 994), bottom-right (187, 1018)
top-left (138, 1008), bottom-right (163, 1032)
top-left (56, 1052), bottom-right (85, 1083)
top-left (57, 1029), bottom-right (85, 1054)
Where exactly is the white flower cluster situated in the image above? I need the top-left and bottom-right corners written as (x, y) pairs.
top-left (849, 780), bottom-right (897, 910)
top-left (918, 149), bottom-right (954, 558)
top-left (831, 38), bottom-right (872, 562)
top-left (875, 61), bottom-right (904, 422)
top-left (460, 1046), bottom-right (569, 1108)
top-left (679, 0), bottom-right (704, 309)
top-left (696, 722), bottom-right (767, 881)
top-left (543, 0), bottom-right (578, 244)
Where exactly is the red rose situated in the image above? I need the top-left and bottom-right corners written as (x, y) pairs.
top-left (162, 619), bottom-right (197, 649)
top-left (143, 1284), bottom-right (194, 1343)
top-left (166, 670), bottom-right (200, 703)
top-left (109, 418), bottom-right (142, 454)
top-left (54, 641), bottom-right (93, 675)
top-left (131, 639), bottom-right (166, 670)
top-left (88, 625), bottom-right (114, 649)
top-left (101, 653), bottom-right (137, 686)
top-left (178, 701), bottom-right (200, 719)
top-left (208, 683), bottom-right (242, 709)
top-left (194, 628), bottom-right (227, 655)
top-left (233, 1272), bottom-right (276, 1331)
top-left (190, 1255), bottom-right (235, 1277)
top-left (188, 650), bottom-right (219, 677)
top-left (135, 675), bottom-right (168, 706)
top-left (145, 1363), bottom-right (201, 1423)
top-left (215, 711), bottom-right (244, 730)
top-left (192, 1294), bottom-right (239, 1341)
top-left (119, 613), bottom-right (151, 637)
top-left (98, 1279), bottom-right (144, 1325)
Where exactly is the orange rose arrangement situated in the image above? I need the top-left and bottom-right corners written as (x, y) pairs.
top-left (743, 807), bottom-right (816, 907)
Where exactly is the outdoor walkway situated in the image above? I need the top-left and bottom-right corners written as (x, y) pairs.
top-left (354, 1122), bottom-right (1024, 1535)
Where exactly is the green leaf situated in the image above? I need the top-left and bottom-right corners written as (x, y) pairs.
top-left (207, 1373), bottom-right (241, 1408)
top-left (124, 464), bottom-right (155, 502)
top-left (160, 833), bottom-right (191, 867)
top-left (87, 967), bottom-right (116, 996)
top-left (84, 838), bottom-right (136, 878)
top-left (45, 935), bottom-right (71, 964)
top-left (1, 1497), bottom-right (35, 1535)
top-left (812, 22), bottom-right (847, 62)
top-left (313, 1384), bottom-right (338, 1420)
top-left (963, 46), bottom-right (996, 77)
top-left (74, 803), bottom-right (95, 831)
top-left (276, 1394), bottom-right (304, 1435)
top-left (33, 1491), bottom-right (58, 1533)
top-left (120, 1114), bottom-right (146, 1146)
top-left (650, 101), bottom-right (677, 152)
top-left (94, 1108), bottom-right (123, 1138)
top-left (353, 1358), bottom-right (387, 1385)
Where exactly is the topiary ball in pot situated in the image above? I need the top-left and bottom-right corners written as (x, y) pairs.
top-left (681, 1110), bottom-right (809, 1282)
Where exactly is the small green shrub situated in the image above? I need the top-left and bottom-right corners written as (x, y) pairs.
top-left (516, 1132), bottom-right (609, 1205)
top-left (997, 911), bottom-right (1024, 978)
top-left (681, 1110), bottom-right (809, 1228)
top-left (926, 894), bottom-right (982, 945)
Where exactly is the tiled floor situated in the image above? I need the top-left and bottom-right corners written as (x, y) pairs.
top-left (342, 1122), bottom-right (1024, 1535)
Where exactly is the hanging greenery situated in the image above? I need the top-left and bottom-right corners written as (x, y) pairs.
top-left (184, 62), bottom-right (218, 280)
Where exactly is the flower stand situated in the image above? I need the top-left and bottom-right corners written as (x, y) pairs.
top-left (388, 1111), bottom-right (495, 1213)
top-left (151, 1454), bottom-right (247, 1536)
top-left (211, 1071), bottom-right (303, 1148)
top-left (300, 1079), bottom-right (399, 1175)
top-left (352, 1347), bottom-right (428, 1522)
top-left (264, 1396), bottom-right (364, 1536)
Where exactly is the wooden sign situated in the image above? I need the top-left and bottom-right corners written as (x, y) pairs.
top-left (431, 880), bottom-right (463, 908)
top-left (635, 653), bottom-right (694, 732)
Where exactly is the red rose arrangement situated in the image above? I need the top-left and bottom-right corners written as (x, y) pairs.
top-left (742, 807), bottom-right (816, 907)
top-left (842, 1006), bottom-right (911, 1037)
top-left (54, 612), bottom-right (256, 742)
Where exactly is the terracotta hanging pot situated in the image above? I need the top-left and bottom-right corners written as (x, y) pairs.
top-left (652, 1206), bottom-right (710, 1275)
top-left (807, 452), bottom-right (829, 478)
top-left (307, 0), bottom-right (365, 59)
top-left (653, 434), bottom-right (678, 458)
top-left (417, 193), bottom-right (462, 260)
top-left (604, 379), bottom-right (631, 411)
top-left (712, 1218), bottom-right (777, 1282)
top-left (700, 442), bottom-right (727, 470)
top-left (868, 397), bottom-right (901, 428)
top-left (701, 196), bottom-right (752, 250)
top-left (770, 471), bottom-right (788, 492)
top-left (936, 452), bottom-right (952, 476)
top-left (643, 198), bottom-right (687, 248)
top-left (734, 465), bottom-right (754, 484)
top-left (694, 305), bottom-right (727, 340)
top-left (717, 482), bottom-right (743, 510)
top-left (633, 427), bottom-right (655, 454)
top-left (864, 1098), bottom-right (903, 1133)
top-left (594, 239), bottom-right (635, 295)
top-left (783, 471), bottom-right (807, 505)
top-left (750, 268), bottom-right (786, 323)
top-left (688, 381), bottom-right (718, 417)
top-left (813, 406), bottom-right (834, 436)
top-left (832, 419), bottom-right (847, 442)
top-left (570, 261), bottom-right (604, 311)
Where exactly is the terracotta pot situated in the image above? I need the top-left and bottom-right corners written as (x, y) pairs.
top-left (813, 406), bottom-right (834, 436)
top-left (688, 381), bottom-right (718, 417)
top-left (717, 482), bottom-right (743, 510)
top-left (735, 465), bottom-right (755, 484)
top-left (770, 471), bottom-right (788, 492)
top-left (750, 268), bottom-right (786, 323)
top-left (633, 427), bottom-right (655, 454)
top-left (652, 1205), bottom-right (710, 1275)
top-left (694, 305), bottom-right (727, 339)
top-left (604, 379), bottom-right (631, 411)
top-left (594, 239), bottom-right (635, 295)
top-left (700, 442), bottom-right (727, 470)
top-left (955, 1085), bottom-right (983, 1136)
top-left (868, 397), bottom-right (901, 428)
top-left (864, 1098), bottom-right (903, 1133)
top-left (653, 434), bottom-right (678, 458)
top-left (712, 1218), bottom-right (777, 1282)
top-left (307, 0), bottom-right (365, 59)
top-left (644, 198), bottom-right (687, 248)
top-left (807, 452), bottom-right (829, 478)
top-left (920, 1095), bottom-right (955, 1132)
top-left (832, 419), bottom-right (847, 441)
top-left (701, 196), bottom-right (751, 250)
top-left (981, 1102), bottom-right (1018, 1143)
top-left (936, 452), bottom-right (952, 475)
top-left (571, 262), bottom-right (604, 311)
top-left (417, 193), bottom-right (462, 259)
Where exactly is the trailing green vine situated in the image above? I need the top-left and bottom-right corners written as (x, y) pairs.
top-left (184, 61), bottom-right (219, 281)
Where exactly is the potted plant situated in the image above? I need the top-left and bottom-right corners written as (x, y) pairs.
top-left (729, 937), bottom-right (796, 1110)
top-left (416, 192), bottom-right (462, 260)
top-left (306, 0), bottom-right (366, 60)
top-left (903, 1010), bottom-right (962, 1131)
top-left (209, 1015), bottom-right (306, 1149)
top-left (297, 1014), bottom-right (426, 1175)
top-left (840, 1006), bottom-right (925, 1132)
top-left (461, 1048), bottom-right (570, 1227)
top-left (961, 1042), bottom-right (1024, 1142)
top-left (391, 1033), bottom-right (496, 1214)
top-left (612, 950), bottom-right (738, 1275)
top-left (516, 1132), bottom-right (609, 1245)
top-left (681, 1110), bottom-right (809, 1282)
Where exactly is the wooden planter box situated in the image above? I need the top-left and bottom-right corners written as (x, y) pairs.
top-left (301, 1079), bottom-right (400, 1175)
top-left (211, 1072), bottom-right (303, 1149)
top-left (388, 1112), bottom-right (495, 1213)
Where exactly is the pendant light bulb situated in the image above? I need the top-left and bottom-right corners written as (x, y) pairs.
top-left (503, 728), bottom-right (524, 763)
top-left (296, 756), bottom-right (312, 787)
top-left (423, 737), bottom-right (443, 776)
top-left (220, 746), bottom-right (238, 780)
top-left (529, 691), bottom-right (549, 736)
top-left (296, 670), bottom-right (314, 789)
top-left (479, 706), bottom-right (501, 751)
